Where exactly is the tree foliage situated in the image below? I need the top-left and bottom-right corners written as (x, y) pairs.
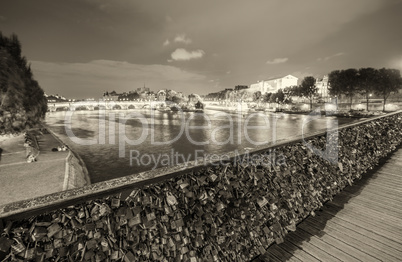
top-left (358, 68), bottom-right (379, 111)
top-left (0, 32), bottom-right (47, 135)
top-left (376, 68), bottom-right (401, 111)
top-left (293, 76), bottom-right (317, 110)
top-left (329, 67), bottom-right (402, 111)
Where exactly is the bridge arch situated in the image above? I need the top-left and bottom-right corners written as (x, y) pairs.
top-left (113, 105), bottom-right (122, 110)
top-left (128, 104), bottom-right (135, 109)
top-left (75, 106), bottom-right (88, 111)
top-left (56, 107), bottom-right (69, 111)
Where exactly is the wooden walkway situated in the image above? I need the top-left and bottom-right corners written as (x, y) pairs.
top-left (262, 148), bottom-right (402, 262)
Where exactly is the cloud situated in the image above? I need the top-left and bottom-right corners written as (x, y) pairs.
top-left (0, 15), bottom-right (6, 21)
top-left (165, 16), bottom-right (173, 22)
top-left (30, 60), bottom-right (208, 98)
top-left (317, 52), bottom-right (345, 62)
top-left (174, 34), bottom-right (192, 44)
top-left (163, 39), bottom-right (170, 46)
top-left (170, 48), bottom-right (205, 61)
top-left (266, 58), bottom-right (288, 64)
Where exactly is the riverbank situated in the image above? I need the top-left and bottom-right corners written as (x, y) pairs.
top-left (42, 125), bottom-right (91, 190)
top-left (0, 126), bottom-right (90, 207)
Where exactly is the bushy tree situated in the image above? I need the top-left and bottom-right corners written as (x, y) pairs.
top-left (329, 67), bottom-right (402, 111)
top-left (294, 76), bottom-right (317, 110)
top-left (328, 69), bottom-right (359, 110)
top-left (0, 32), bottom-right (47, 135)
top-left (376, 68), bottom-right (402, 111)
top-left (253, 91), bottom-right (262, 101)
top-left (357, 68), bottom-right (379, 111)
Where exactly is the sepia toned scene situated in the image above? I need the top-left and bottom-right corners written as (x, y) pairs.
top-left (0, 1), bottom-right (402, 261)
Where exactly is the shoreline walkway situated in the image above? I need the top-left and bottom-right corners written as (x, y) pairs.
top-left (260, 148), bottom-right (402, 261)
top-left (0, 130), bottom-right (69, 206)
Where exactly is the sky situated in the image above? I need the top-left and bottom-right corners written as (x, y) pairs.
top-left (1, 0), bottom-right (402, 99)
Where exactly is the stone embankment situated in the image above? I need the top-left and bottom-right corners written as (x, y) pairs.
top-left (42, 126), bottom-right (91, 190)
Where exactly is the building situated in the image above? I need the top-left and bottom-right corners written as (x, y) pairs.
top-left (249, 75), bottom-right (298, 94)
top-left (157, 90), bottom-right (166, 101)
top-left (235, 85), bottom-right (249, 91)
top-left (316, 75), bottom-right (330, 101)
top-left (137, 85), bottom-right (150, 93)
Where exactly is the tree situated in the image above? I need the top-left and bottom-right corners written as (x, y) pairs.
top-left (376, 68), bottom-right (402, 111)
top-left (0, 32), bottom-right (47, 134)
top-left (283, 86), bottom-right (296, 102)
top-left (263, 92), bottom-right (272, 103)
top-left (328, 69), bottom-right (359, 110)
top-left (297, 76), bottom-right (317, 110)
top-left (357, 68), bottom-right (379, 111)
top-left (270, 89), bottom-right (285, 104)
top-left (253, 91), bottom-right (262, 101)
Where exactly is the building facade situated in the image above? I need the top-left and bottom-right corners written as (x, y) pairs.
top-left (249, 75), bottom-right (298, 94)
top-left (316, 75), bottom-right (329, 100)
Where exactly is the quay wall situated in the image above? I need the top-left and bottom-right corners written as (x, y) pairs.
top-left (65, 149), bottom-right (91, 190)
top-left (43, 125), bottom-right (91, 190)
top-left (0, 112), bottom-right (402, 261)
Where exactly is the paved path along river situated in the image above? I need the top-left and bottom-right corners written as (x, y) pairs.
top-left (0, 130), bottom-right (68, 206)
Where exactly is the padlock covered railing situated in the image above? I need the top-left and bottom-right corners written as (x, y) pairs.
top-left (1, 111), bottom-right (402, 261)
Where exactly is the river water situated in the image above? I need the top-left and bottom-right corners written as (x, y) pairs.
top-left (44, 109), bottom-right (355, 184)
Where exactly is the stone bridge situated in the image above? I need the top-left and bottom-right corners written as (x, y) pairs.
top-left (47, 100), bottom-right (168, 112)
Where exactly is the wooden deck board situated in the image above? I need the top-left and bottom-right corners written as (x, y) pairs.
top-left (322, 207), bottom-right (402, 243)
top-left (284, 230), bottom-right (342, 262)
top-left (328, 197), bottom-right (402, 224)
top-left (296, 224), bottom-right (365, 262)
top-left (313, 211), bottom-right (402, 252)
top-left (263, 147), bottom-right (402, 261)
top-left (305, 217), bottom-right (402, 261)
top-left (275, 238), bottom-right (322, 262)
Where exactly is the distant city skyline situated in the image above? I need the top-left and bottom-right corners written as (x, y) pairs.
top-left (1, 0), bottom-right (401, 99)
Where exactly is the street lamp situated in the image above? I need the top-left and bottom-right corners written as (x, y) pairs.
top-left (366, 93), bottom-right (372, 111)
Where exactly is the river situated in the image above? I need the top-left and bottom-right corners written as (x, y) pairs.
top-left (44, 109), bottom-right (355, 184)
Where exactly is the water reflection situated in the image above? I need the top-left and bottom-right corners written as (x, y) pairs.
top-left (44, 109), bottom-right (354, 183)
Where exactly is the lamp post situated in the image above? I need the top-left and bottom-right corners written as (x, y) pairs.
top-left (366, 93), bottom-right (372, 112)
top-left (335, 96), bottom-right (338, 111)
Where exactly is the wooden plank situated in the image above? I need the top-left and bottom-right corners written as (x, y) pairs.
top-left (330, 194), bottom-right (402, 222)
top-left (296, 223), bottom-right (368, 262)
top-left (364, 179), bottom-right (402, 189)
top-left (380, 165), bottom-right (402, 175)
top-left (337, 189), bottom-right (402, 210)
top-left (286, 229), bottom-right (342, 261)
top-left (376, 169), bottom-right (402, 178)
top-left (361, 182), bottom-right (402, 194)
top-left (341, 187), bottom-right (402, 204)
top-left (328, 192), bottom-right (402, 220)
top-left (306, 217), bottom-right (402, 261)
top-left (267, 245), bottom-right (302, 262)
top-left (259, 247), bottom-right (283, 262)
top-left (327, 203), bottom-right (402, 231)
top-left (313, 211), bottom-right (402, 251)
top-left (369, 172), bottom-right (402, 181)
top-left (323, 203), bottom-right (402, 237)
top-left (364, 173), bottom-right (402, 182)
top-left (322, 208), bottom-right (402, 244)
top-left (343, 186), bottom-right (402, 202)
top-left (364, 180), bottom-right (402, 189)
top-left (327, 199), bottom-right (402, 226)
top-left (276, 236), bottom-right (322, 262)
